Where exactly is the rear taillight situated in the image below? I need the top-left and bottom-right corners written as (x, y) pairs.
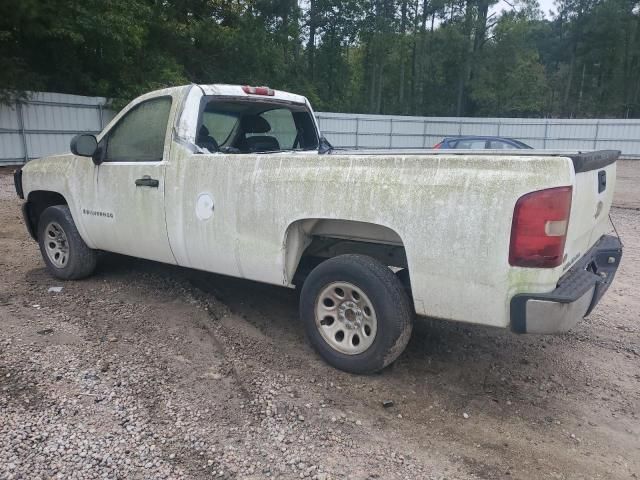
top-left (242, 85), bottom-right (275, 96)
top-left (509, 186), bottom-right (573, 268)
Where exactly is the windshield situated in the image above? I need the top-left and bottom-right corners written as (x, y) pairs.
top-left (197, 98), bottom-right (319, 153)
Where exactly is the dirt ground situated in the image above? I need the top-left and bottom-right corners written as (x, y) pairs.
top-left (0, 161), bottom-right (638, 480)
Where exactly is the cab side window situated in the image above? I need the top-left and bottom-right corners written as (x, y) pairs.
top-left (489, 140), bottom-right (518, 149)
top-left (105, 97), bottom-right (172, 162)
top-left (455, 139), bottom-right (488, 149)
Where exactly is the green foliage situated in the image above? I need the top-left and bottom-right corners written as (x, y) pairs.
top-left (471, 12), bottom-right (550, 115)
top-left (1, 0), bottom-right (639, 117)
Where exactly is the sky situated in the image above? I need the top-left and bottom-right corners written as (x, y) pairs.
top-left (493, 0), bottom-right (557, 18)
top-left (537, 0), bottom-right (558, 16)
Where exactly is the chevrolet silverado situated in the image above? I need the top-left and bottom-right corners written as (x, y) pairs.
top-left (14, 84), bottom-right (623, 374)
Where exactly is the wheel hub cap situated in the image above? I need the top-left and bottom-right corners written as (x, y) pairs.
top-left (44, 221), bottom-right (69, 268)
top-left (315, 282), bottom-right (378, 355)
top-left (338, 301), bottom-right (363, 330)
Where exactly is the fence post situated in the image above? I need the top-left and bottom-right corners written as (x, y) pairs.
top-left (458, 118), bottom-right (462, 135)
top-left (593, 121), bottom-right (599, 150)
top-left (496, 121), bottom-right (501, 136)
top-left (389, 118), bottom-right (393, 148)
top-left (422, 120), bottom-right (428, 148)
top-left (98, 103), bottom-right (104, 130)
top-left (354, 116), bottom-right (359, 149)
top-left (543, 120), bottom-right (548, 149)
top-left (16, 102), bottom-right (29, 164)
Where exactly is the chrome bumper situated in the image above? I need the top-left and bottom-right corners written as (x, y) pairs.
top-left (511, 235), bottom-right (622, 334)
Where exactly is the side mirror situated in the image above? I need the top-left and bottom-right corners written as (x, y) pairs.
top-left (70, 134), bottom-right (98, 157)
top-left (318, 135), bottom-right (333, 154)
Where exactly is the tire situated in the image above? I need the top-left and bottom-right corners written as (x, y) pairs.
top-left (300, 254), bottom-right (414, 374)
top-left (37, 205), bottom-right (97, 280)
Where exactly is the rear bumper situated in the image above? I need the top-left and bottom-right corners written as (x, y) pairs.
top-left (511, 234), bottom-right (622, 334)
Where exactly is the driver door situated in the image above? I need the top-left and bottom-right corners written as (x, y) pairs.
top-left (84, 96), bottom-right (176, 264)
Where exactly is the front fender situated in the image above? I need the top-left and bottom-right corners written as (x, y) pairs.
top-left (21, 155), bottom-right (98, 248)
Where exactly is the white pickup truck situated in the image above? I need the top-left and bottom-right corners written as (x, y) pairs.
top-left (14, 84), bottom-right (623, 373)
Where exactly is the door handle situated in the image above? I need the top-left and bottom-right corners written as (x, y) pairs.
top-left (135, 175), bottom-right (159, 188)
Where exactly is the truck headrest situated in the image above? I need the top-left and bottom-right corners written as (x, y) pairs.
top-left (241, 115), bottom-right (271, 134)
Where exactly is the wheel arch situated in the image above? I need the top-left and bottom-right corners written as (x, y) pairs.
top-left (283, 218), bottom-right (410, 287)
top-left (24, 190), bottom-right (69, 240)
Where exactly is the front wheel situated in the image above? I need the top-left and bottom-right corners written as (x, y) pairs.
top-left (38, 205), bottom-right (97, 280)
top-left (299, 254), bottom-right (414, 374)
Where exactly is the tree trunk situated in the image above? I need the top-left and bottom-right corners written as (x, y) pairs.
top-left (369, 52), bottom-right (378, 112)
top-left (423, 11), bottom-right (436, 113)
top-left (473, 0), bottom-right (489, 52)
top-left (410, 0), bottom-right (421, 113)
top-left (376, 63), bottom-right (385, 113)
top-left (577, 62), bottom-right (587, 114)
top-left (456, 0), bottom-right (475, 116)
top-left (623, 11), bottom-right (639, 115)
top-left (417, 0), bottom-right (431, 113)
top-left (399, 0), bottom-right (408, 112)
top-left (563, 44), bottom-right (576, 116)
top-left (307, 0), bottom-right (317, 81)
top-left (467, 0), bottom-right (490, 115)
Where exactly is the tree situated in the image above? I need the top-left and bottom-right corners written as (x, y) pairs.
top-left (1, 0), bottom-right (639, 118)
top-left (470, 8), bottom-right (549, 116)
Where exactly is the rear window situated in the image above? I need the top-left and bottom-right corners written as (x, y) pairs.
top-left (197, 98), bottom-right (318, 154)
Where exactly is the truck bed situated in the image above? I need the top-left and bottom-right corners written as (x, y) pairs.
top-left (327, 148), bottom-right (620, 173)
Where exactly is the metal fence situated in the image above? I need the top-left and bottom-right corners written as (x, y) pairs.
top-left (0, 92), bottom-right (115, 166)
top-left (315, 112), bottom-right (640, 156)
top-left (2, 91), bottom-right (640, 166)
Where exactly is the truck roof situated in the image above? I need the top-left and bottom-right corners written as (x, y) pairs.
top-left (138, 84), bottom-right (310, 106)
top-left (198, 84), bottom-right (309, 104)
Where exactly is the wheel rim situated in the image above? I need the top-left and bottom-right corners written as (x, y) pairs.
top-left (314, 281), bottom-right (378, 355)
top-left (44, 221), bottom-right (69, 268)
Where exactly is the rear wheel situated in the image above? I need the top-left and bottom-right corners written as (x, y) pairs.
top-left (38, 205), bottom-right (97, 280)
top-left (300, 254), bottom-right (414, 374)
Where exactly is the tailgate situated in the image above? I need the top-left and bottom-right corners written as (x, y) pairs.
top-left (562, 150), bottom-right (619, 273)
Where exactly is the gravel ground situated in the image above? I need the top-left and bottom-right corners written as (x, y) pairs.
top-left (1, 164), bottom-right (639, 480)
